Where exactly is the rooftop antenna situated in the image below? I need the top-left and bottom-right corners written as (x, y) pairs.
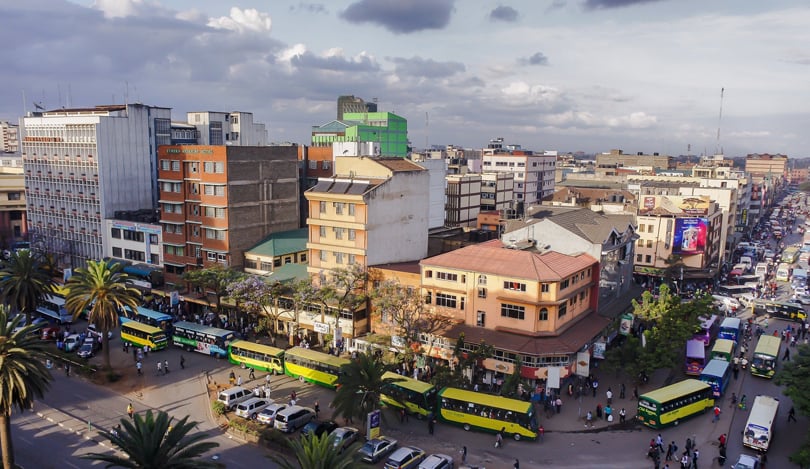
top-left (425, 111), bottom-right (429, 151)
top-left (716, 87), bottom-right (724, 155)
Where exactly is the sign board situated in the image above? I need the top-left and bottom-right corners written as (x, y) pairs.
top-left (592, 341), bottom-right (606, 360)
top-left (366, 409), bottom-right (381, 440)
top-left (546, 366), bottom-right (561, 389)
top-left (170, 291), bottom-right (180, 306)
top-left (574, 352), bottom-right (590, 377)
top-left (313, 322), bottom-right (329, 334)
top-left (672, 217), bottom-right (709, 255)
top-left (619, 313), bottom-right (634, 336)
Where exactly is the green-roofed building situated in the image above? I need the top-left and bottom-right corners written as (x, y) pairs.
top-left (311, 112), bottom-right (408, 157)
top-left (244, 228), bottom-right (308, 276)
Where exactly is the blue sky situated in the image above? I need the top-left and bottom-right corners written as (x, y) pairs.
top-left (1, 0), bottom-right (809, 157)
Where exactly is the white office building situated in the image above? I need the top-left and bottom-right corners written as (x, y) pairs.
top-left (186, 111), bottom-right (268, 146)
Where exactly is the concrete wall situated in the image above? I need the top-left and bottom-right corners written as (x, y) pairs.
top-left (415, 158), bottom-right (447, 229)
top-left (366, 171), bottom-right (429, 265)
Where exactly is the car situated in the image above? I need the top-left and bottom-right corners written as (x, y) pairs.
top-left (731, 453), bottom-right (760, 469)
top-left (235, 397), bottom-right (272, 420)
top-left (300, 420), bottom-right (339, 438)
top-left (794, 294), bottom-right (810, 305)
top-left (257, 403), bottom-right (287, 425)
top-left (87, 323), bottom-right (113, 340)
top-left (77, 339), bottom-right (97, 359)
top-left (357, 436), bottom-right (398, 464)
top-left (419, 453), bottom-right (455, 469)
top-left (328, 426), bottom-right (360, 453)
top-left (63, 334), bottom-right (82, 352)
top-left (385, 446), bottom-right (426, 469)
top-left (41, 325), bottom-right (61, 341)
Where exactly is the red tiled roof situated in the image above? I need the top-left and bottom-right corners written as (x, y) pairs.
top-left (374, 157), bottom-right (425, 172)
top-left (420, 239), bottom-right (597, 281)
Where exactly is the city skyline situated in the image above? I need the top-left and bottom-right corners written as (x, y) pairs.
top-left (1, 0), bottom-right (809, 157)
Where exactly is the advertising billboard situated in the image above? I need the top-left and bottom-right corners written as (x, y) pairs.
top-left (672, 217), bottom-right (708, 255)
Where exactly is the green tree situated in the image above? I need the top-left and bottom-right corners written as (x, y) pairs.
top-left (431, 333), bottom-right (494, 390)
top-left (226, 275), bottom-right (289, 345)
top-left (82, 410), bottom-right (222, 469)
top-left (331, 353), bottom-right (396, 423)
top-left (182, 265), bottom-right (245, 314)
top-left (65, 260), bottom-right (141, 370)
top-left (285, 278), bottom-right (321, 346)
top-left (318, 264), bottom-right (369, 345)
top-left (0, 306), bottom-right (53, 469)
top-left (501, 356), bottom-right (523, 398)
top-left (602, 335), bottom-right (648, 381)
top-left (269, 432), bottom-right (357, 469)
top-left (775, 344), bottom-right (810, 468)
top-left (0, 249), bottom-right (56, 326)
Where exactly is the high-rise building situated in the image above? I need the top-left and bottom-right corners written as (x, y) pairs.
top-left (1, 121), bottom-right (20, 154)
top-left (21, 104), bottom-right (171, 267)
top-left (186, 111), bottom-right (268, 146)
top-left (311, 112), bottom-right (408, 157)
top-left (481, 138), bottom-right (556, 210)
top-left (337, 95), bottom-right (377, 120)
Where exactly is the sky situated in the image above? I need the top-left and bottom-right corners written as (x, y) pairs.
top-left (1, 0), bottom-right (809, 158)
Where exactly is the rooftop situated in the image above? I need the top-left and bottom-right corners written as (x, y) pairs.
top-left (508, 206), bottom-right (635, 244)
top-left (245, 228), bottom-right (308, 257)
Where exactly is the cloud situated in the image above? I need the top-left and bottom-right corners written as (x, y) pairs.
top-left (583, 0), bottom-right (666, 9)
top-left (340, 0), bottom-right (455, 34)
top-left (520, 52), bottom-right (550, 66)
top-left (207, 7), bottom-right (272, 33)
top-left (389, 57), bottom-right (465, 78)
top-left (290, 48), bottom-right (380, 73)
top-left (289, 3), bottom-right (327, 14)
top-left (490, 6), bottom-right (519, 22)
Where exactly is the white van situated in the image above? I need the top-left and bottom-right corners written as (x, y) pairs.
top-left (63, 334), bottom-right (81, 352)
top-left (217, 386), bottom-right (253, 411)
top-left (235, 397), bottom-right (272, 420)
top-left (712, 295), bottom-right (741, 312)
top-left (754, 262), bottom-right (769, 278)
top-left (274, 405), bottom-right (315, 433)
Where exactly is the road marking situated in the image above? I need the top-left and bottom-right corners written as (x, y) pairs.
top-left (17, 436), bottom-right (31, 445)
top-left (64, 460), bottom-right (82, 469)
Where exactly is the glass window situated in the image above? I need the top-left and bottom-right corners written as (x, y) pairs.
top-left (539, 308), bottom-right (548, 321)
top-left (111, 228), bottom-right (121, 239)
top-left (500, 303), bottom-right (525, 320)
top-left (436, 293), bottom-right (457, 308)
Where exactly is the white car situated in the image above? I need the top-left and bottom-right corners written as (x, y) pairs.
top-left (731, 454), bottom-right (760, 469)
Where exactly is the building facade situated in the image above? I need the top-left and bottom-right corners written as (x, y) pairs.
top-left (481, 139), bottom-right (556, 209)
top-left (480, 172), bottom-right (514, 213)
top-left (243, 228), bottom-right (309, 276)
top-left (311, 112), bottom-right (408, 158)
top-left (0, 168), bottom-right (26, 245)
top-left (595, 149), bottom-right (671, 177)
top-left (186, 111), bottom-right (268, 147)
top-left (1, 121), bottom-right (19, 154)
top-left (445, 174), bottom-right (481, 227)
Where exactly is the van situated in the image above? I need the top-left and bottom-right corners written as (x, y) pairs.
top-left (274, 405), bottom-right (315, 433)
top-left (712, 295), bottom-right (740, 312)
top-left (740, 256), bottom-right (754, 270)
top-left (63, 334), bottom-right (81, 352)
top-left (755, 263), bottom-right (769, 278)
top-left (235, 397), bottom-right (272, 419)
top-left (217, 386), bottom-right (252, 411)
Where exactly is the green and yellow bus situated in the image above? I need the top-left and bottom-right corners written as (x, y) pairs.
top-left (751, 335), bottom-right (781, 378)
top-left (120, 321), bottom-right (168, 351)
top-left (227, 340), bottom-right (285, 375)
top-left (380, 372), bottom-right (437, 418)
top-left (283, 346), bottom-right (350, 389)
top-left (637, 379), bottom-right (714, 429)
top-left (437, 387), bottom-right (538, 441)
top-left (710, 339), bottom-right (736, 362)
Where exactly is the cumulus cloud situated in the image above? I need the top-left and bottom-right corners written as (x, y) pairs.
top-left (520, 52), bottom-right (550, 66)
top-left (544, 110), bottom-right (657, 129)
top-left (340, 0), bottom-right (455, 34)
top-left (208, 7), bottom-right (272, 33)
top-left (389, 57), bottom-right (465, 78)
top-left (490, 6), bottom-right (519, 22)
top-left (583, 0), bottom-right (666, 9)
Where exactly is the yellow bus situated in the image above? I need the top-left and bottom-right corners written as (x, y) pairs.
top-left (637, 379), bottom-right (714, 429)
top-left (751, 335), bottom-right (781, 378)
top-left (283, 346), bottom-right (350, 389)
top-left (437, 387), bottom-right (538, 441)
top-left (710, 339), bottom-right (736, 362)
top-left (227, 340), bottom-right (285, 375)
top-left (776, 263), bottom-right (791, 282)
top-left (120, 321), bottom-right (168, 351)
top-left (380, 372), bottom-right (437, 418)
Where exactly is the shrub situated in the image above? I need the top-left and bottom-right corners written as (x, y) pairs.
top-left (212, 400), bottom-right (226, 416)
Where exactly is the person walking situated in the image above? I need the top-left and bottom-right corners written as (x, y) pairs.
top-left (712, 405), bottom-right (721, 423)
top-left (718, 433), bottom-right (726, 449)
top-left (513, 458), bottom-right (520, 469)
top-left (314, 400), bottom-right (320, 418)
top-left (460, 446), bottom-right (467, 464)
top-left (136, 360), bottom-right (142, 376)
top-left (156, 361), bottom-right (162, 375)
top-left (237, 375), bottom-right (242, 386)
top-left (249, 367), bottom-right (255, 380)
top-left (495, 427), bottom-right (504, 448)
top-left (127, 403), bottom-right (134, 420)
top-left (229, 370), bottom-right (236, 386)
top-left (656, 434), bottom-right (664, 452)
top-left (789, 406), bottom-right (798, 422)
top-left (163, 359), bottom-right (169, 374)
top-left (620, 383), bottom-right (626, 399)
top-left (538, 424), bottom-right (544, 442)
top-left (784, 347), bottom-right (791, 361)
top-left (619, 407), bottom-right (626, 423)
top-left (606, 388), bottom-right (613, 405)
top-left (592, 378), bottom-right (599, 397)
top-left (692, 448), bottom-right (699, 469)
top-left (585, 411), bottom-right (593, 428)
top-left (64, 362), bottom-right (70, 377)
top-left (180, 355), bottom-right (186, 370)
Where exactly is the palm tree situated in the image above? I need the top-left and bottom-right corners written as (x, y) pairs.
top-left (0, 249), bottom-right (56, 326)
top-left (83, 410), bottom-right (222, 469)
top-left (269, 432), bottom-right (356, 469)
top-left (0, 306), bottom-right (53, 469)
top-left (331, 353), bottom-right (397, 423)
top-left (65, 260), bottom-right (141, 370)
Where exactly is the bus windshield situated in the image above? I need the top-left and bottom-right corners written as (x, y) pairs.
top-left (380, 371), bottom-right (437, 418)
top-left (751, 335), bottom-right (781, 378)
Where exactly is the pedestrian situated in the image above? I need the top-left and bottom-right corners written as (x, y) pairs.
top-left (538, 424), bottom-right (544, 442)
top-left (495, 427), bottom-right (504, 448)
top-left (249, 367), bottom-right (255, 380)
top-left (314, 400), bottom-right (320, 417)
top-left (265, 373), bottom-right (271, 385)
top-left (127, 402), bottom-right (134, 419)
top-left (460, 446), bottom-right (467, 464)
top-left (428, 417), bottom-right (435, 435)
top-left (667, 442), bottom-right (677, 461)
top-left (620, 382), bottom-right (626, 399)
top-left (733, 363), bottom-right (739, 380)
top-left (680, 452), bottom-right (689, 469)
top-left (136, 360), bottom-right (142, 375)
top-left (619, 407), bottom-right (626, 423)
top-left (712, 405), bottom-right (721, 423)
top-left (605, 404), bottom-right (613, 421)
top-left (718, 433), bottom-right (726, 449)
top-left (784, 347), bottom-right (791, 361)
top-left (123, 341), bottom-right (128, 353)
top-left (585, 411), bottom-right (593, 428)
top-left (789, 406), bottom-right (797, 422)
top-left (163, 359), bottom-right (169, 374)
top-left (180, 355), bottom-right (185, 370)
top-left (555, 397), bottom-right (562, 414)
top-left (64, 362), bottom-right (70, 377)
top-left (692, 448), bottom-right (699, 469)
top-left (596, 403), bottom-right (603, 419)
top-left (237, 375), bottom-right (242, 386)
top-left (656, 434), bottom-right (664, 452)
top-left (685, 437), bottom-right (692, 452)
top-left (229, 370), bottom-right (236, 386)
top-left (731, 392), bottom-right (737, 407)
top-left (606, 387), bottom-right (613, 405)
top-left (633, 386), bottom-right (639, 400)
top-left (157, 361), bottom-right (162, 375)
top-left (739, 394), bottom-right (747, 410)
top-left (514, 458), bottom-right (519, 469)
top-left (718, 444), bottom-right (727, 465)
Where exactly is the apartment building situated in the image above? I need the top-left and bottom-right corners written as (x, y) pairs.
top-left (22, 104), bottom-right (171, 267)
top-left (0, 167), bottom-right (26, 245)
top-left (186, 111), bottom-right (268, 146)
top-left (481, 138), bottom-right (556, 209)
top-left (480, 172), bottom-right (514, 213)
top-left (157, 145), bottom-right (299, 286)
top-left (445, 174), bottom-right (481, 227)
top-left (311, 112), bottom-right (408, 157)
top-left (595, 149), bottom-right (671, 177)
top-left (1, 121), bottom-right (19, 154)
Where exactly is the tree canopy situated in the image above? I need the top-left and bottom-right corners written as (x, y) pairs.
top-left (371, 279), bottom-right (454, 350)
top-left (775, 344), bottom-right (810, 468)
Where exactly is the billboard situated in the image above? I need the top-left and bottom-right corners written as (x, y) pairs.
top-left (638, 195), bottom-right (711, 216)
top-left (672, 217), bottom-right (708, 255)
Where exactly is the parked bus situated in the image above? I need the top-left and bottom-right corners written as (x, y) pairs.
top-left (716, 284), bottom-right (757, 299)
top-left (718, 317), bottom-right (742, 343)
top-left (637, 379), bottom-right (714, 429)
top-left (437, 387), bottom-right (538, 441)
top-left (776, 263), bottom-right (791, 282)
top-left (36, 294), bottom-right (73, 324)
top-left (751, 335), bottom-right (782, 378)
top-left (693, 315), bottom-right (719, 347)
top-left (120, 321), bottom-right (168, 351)
top-left (283, 346), bottom-right (350, 389)
top-left (171, 321), bottom-right (235, 358)
top-left (743, 395), bottom-right (780, 452)
top-left (227, 340), bottom-right (285, 375)
top-left (122, 306), bottom-right (173, 330)
top-left (699, 359), bottom-right (732, 398)
top-left (380, 372), bottom-right (438, 419)
top-left (710, 339), bottom-right (736, 362)
top-left (757, 300), bottom-right (808, 322)
top-left (781, 246), bottom-right (800, 265)
top-left (685, 339), bottom-right (708, 376)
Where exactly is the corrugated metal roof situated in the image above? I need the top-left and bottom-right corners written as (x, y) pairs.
top-left (245, 228), bottom-right (308, 257)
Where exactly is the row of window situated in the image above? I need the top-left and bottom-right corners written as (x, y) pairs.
top-left (307, 160), bottom-right (331, 170)
top-left (317, 250), bottom-right (357, 265)
top-left (164, 245), bottom-right (226, 261)
top-left (317, 226), bottom-right (357, 240)
top-left (244, 254), bottom-right (305, 271)
top-left (110, 228), bottom-right (158, 244)
top-left (110, 246), bottom-right (159, 264)
top-left (318, 201), bottom-right (356, 216)
top-left (161, 181), bottom-right (226, 197)
top-left (161, 203), bottom-right (226, 218)
top-left (159, 160), bottom-right (225, 174)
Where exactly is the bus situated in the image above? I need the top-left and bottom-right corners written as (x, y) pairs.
top-left (710, 339), bottom-right (736, 362)
top-left (743, 395), bottom-right (780, 452)
top-left (781, 246), bottom-right (800, 265)
top-left (120, 321), bottom-right (168, 351)
top-left (227, 340), bottom-right (285, 375)
top-left (171, 321), bottom-right (235, 358)
top-left (685, 339), bottom-right (707, 376)
top-left (437, 387), bottom-right (538, 441)
top-left (693, 315), bottom-right (719, 347)
top-left (122, 306), bottom-right (173, 330)
top-left (751, 335), bottom-right (782, 378)
top-left (36, 294), bottom-right (73, 324)
top-left (380, 372), bottom-right (438, 419)
top-left (776, 263), bottom-right (791, 282)
top-left (718, 317), bottom-right (742, 343)
top-left (716, 284), bottom-right (757, 299)
top-left (283, 346), bottom-right (350, 389)
top-left (757, 300), bottom-right (807, 322)
top-left (699, 359), bottom-right (732, 398)
top-left (637, 379), bottom-right (714, 429)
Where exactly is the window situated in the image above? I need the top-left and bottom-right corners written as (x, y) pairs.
top-left (425, 270), bottom-right (432, 278)
top-left (348, 229), bottom-right (356, 240)
top-left (477, 287), bottom-right (487, 298)
top-left (476, 311), bottom-right (486, 327)
top-left (501, 303), bottom-right (525, 320)
top-left (503, 281), bottom-right (526, 292)
top-left (348, 254), bottom-right (356, 264)
top-left (334, 252), bottom-right (344, 264)
top-left (541, 283), bottom-right (549, 293)
top-left (205, 229), bottom-right (226, 240)
top-left (560, 279), bottom-right (570, 289)
top-left (333, 227), bottom-right (344, 239)
top-left (348, 203), bottom-right (355, 216)
top-left (319, 201), bottom-right (327, 213)
top-left (204, 206), bottom-right (226, 218)
top-left (647, 224), bottom-right (654, 232)
top-left (646, 240), bottom-right (653, 248)
top-left (645, 255), bottom-right (652, 263)
top-left (274, 258), bottom-right (282, 267)
top-left (160, 159), bottom-right (170, 170)
top-left (436, 272), bottom-right (458, 281)
top-left (164, 245), bottom-right (185, 256)
top-left (161, 203), bottom-right (182, 214)
top-left (478, 275), bottom-right (487, 285)
top-left (111, 228), bottom-right (121, 239)
top-left (580, 291), bottom-right (587, 302)
top-left (122, 230), bottom-right (144, 242)
top-left (161, 182), bottom-right (181, 193)
top-left (424, 291), bottom-right (432, 304)
top-left (171, 160), bottom-right (180, 171)
top-left (319, 226), bottom-right (326, 237)
top-left (322, 161), bottom-right (331, 170)
top-left (539, 308), bottom-right (548, 321)
top-left (301, 253), bottom-right (307, 262)
top-left (207, 252), bottom-right (217, 261)
top-left (320, 250), bottom-right (328, 261)
top-left (436, 293), bottom-right (457, 308)
top-left (558, 302), bottom-right (567, 318)
top-left (7, 192), bottom-right (20, 201)
top-left (112, 247), bottom-right (122, 257)
top-left (637, 254), bottom-right (643, 262)
top-left (203, 185), bottom-right (225, 196)
top-left (333, 202), bottom-right (344, 214)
